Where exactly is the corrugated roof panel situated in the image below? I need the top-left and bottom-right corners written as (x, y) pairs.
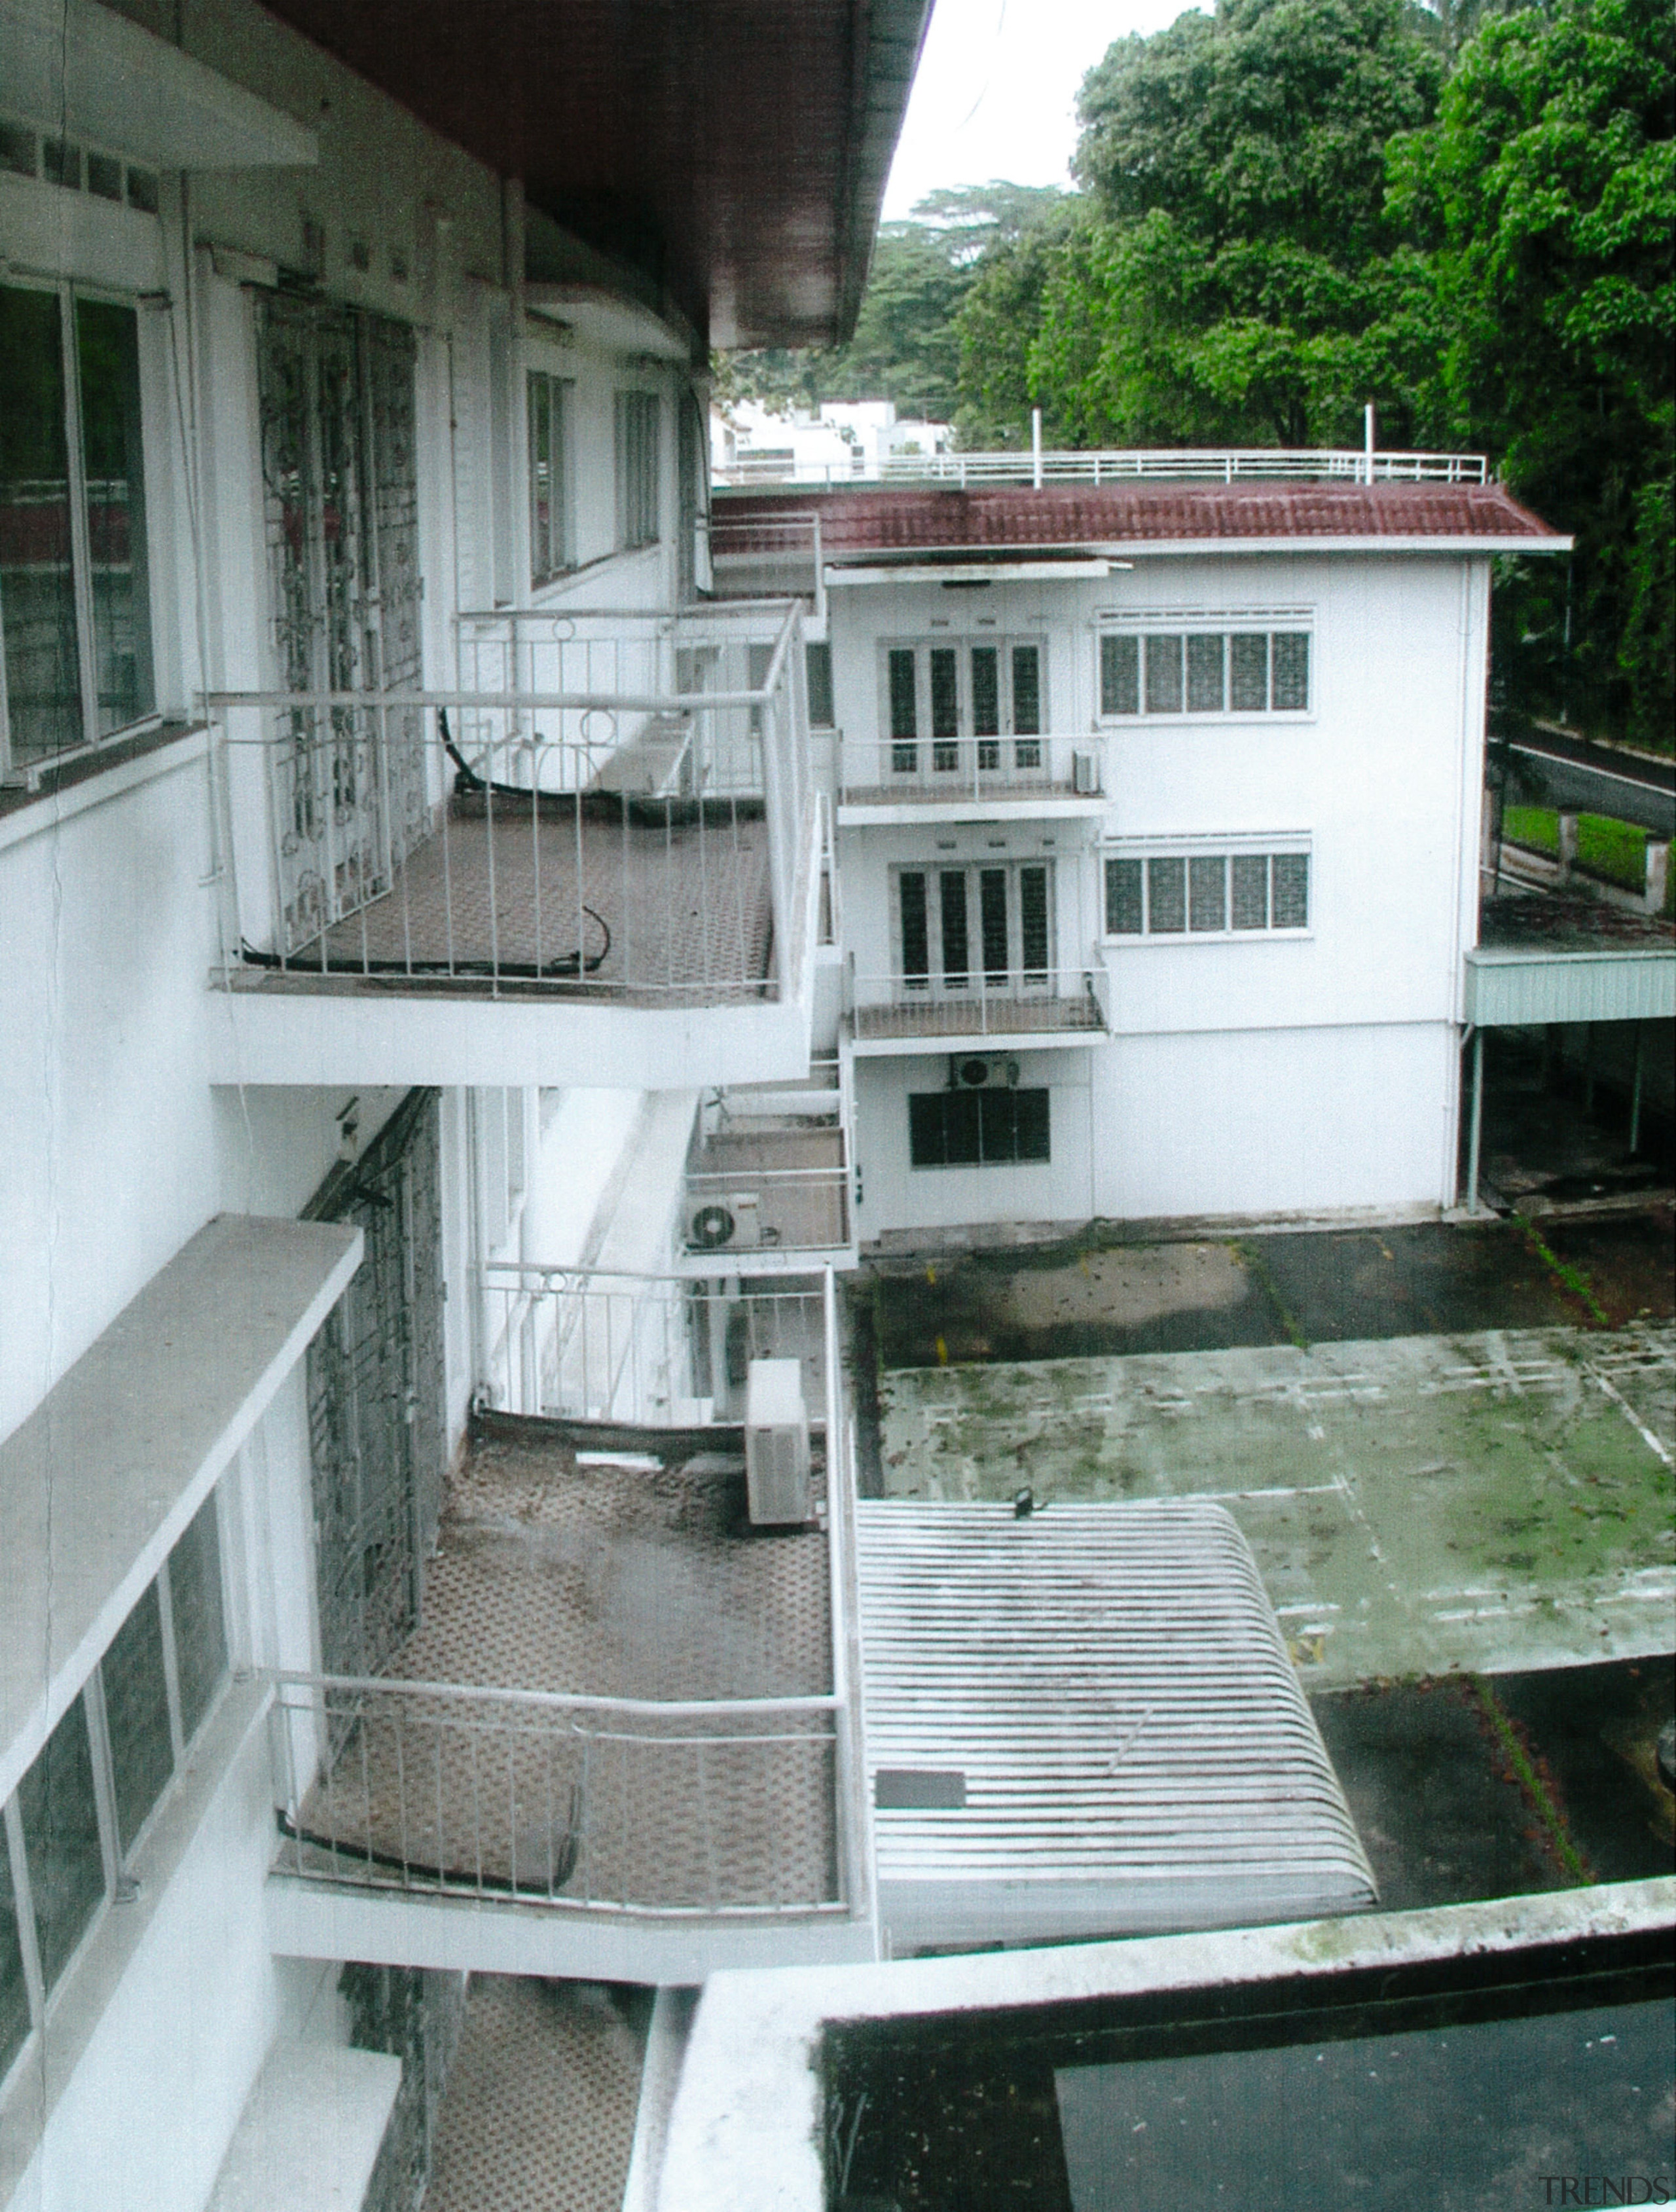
top-left (856, 1499), bottom-right (1376, 1947)
top-left (1465, 946), bottom-right (1676, 1026)
top-left (716, 479), bottom-right (1561, 555)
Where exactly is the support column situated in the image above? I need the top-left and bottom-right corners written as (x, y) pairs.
top-left (1629, 1025), bottom-right (1644, 1153)
top-left (1466, 1027), bottom-right (1485, 1216)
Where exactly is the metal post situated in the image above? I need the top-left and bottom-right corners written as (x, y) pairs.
top-left (1032, 407), bottom-right (1043, 490)
top-left (1629, 1024), bottom-right (1644, 1153)
top-left (1583, 1022), bottom-right (1595, 1115)
top-left (1364, 401), bottom-right (1375, 483)
top-left (1466, 1026), bottom-right (1485, 1215)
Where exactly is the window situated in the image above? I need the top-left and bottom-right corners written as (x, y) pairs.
top-left (898, 862), bottom-right (1053, 995)
top-left (909, 1088), bottom-right (1051, 1168)
top-left (883, 640), bottom-right (1046, 775)
top-left (615, 390), bottom-right (661, 549)
top-left (805, 640), bottom-right (835, 728)
top-left (527, 370), bottom-right (572, 585)
top-left (1, 282), bottom-right (156, 773)
top-left (1104, 849), bottom-right (1311, 936)
top-left (0, 1489), bottom-right (228, 2074)
top-left (1099, 626), bottom-right (1310, 719)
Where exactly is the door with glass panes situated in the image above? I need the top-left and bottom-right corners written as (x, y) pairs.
top-left (896, 860), bottom-right (1053, 1000)
top-left (884, 639), bottom-right (1044, 786)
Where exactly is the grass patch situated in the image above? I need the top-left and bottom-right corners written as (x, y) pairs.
top-left (1232, 1240), bottom-right (1310, 1350)
top-left (1467, 1675), bottom-right (1592, 1886)
top-left (1502, 805), bottom-right (1662, 900)
top-left (1512, 1212), bottom-right (1611, 1327)
top-left (1502, 803), bottom-right (1559, 855)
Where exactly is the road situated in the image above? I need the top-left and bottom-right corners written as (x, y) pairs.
top-left (1500, 724), bottom-right (1675, 836)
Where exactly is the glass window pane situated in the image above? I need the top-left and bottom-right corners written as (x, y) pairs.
top-left (77, 298), bottom-right (155, 736)
top-left (908, 1093), bottom-right (947, 1168)
top-left (528, 373), bottom-right (550, 581)
top-left (928, 648), bottom-right (959, 737)
top-left (18, 1699), bottom-right (105, 1993)
top-left (1144, 635), bottom-right (1183, 714)
top-left (126, 168), bottom-right (159, 215)
top-left (1019, 865), bottom-right (1049, 977)
top-left (979, 868), bottom-right (1009, 980)
top-left (0, 1827), bottom-right (31, 2082)
top-left (1010, 645), bottom-right (1041, 736)
top-left (1186, 634), bottom-right (1226, 713)
top-left (888, 648), bottom-right (918, 750)
top-left (1, 284), bottom-right (82, 761)
top-left (87, 153), bottom-right (123, 202)
top-left (1100, 634), bottom-right (1139, 716)
top-left (900, 872), bottom-right (929, 982)
top-left (1013, 1089), bottom-right (1051, 1164)
top-left (168, 1492), bottom-right (228, 1744)
top-left (970, 646), bottom-right (999, 737)
top-left (1147, 856), bottom-right (1186, 932)
top-left (0, 123), bottom-right (37, 179)
top-left (1229, 633), bottom-right (1268, 712)
top-left (42, 140), bottom-right (81, 191)
top-left (1230, 853), bottom-right (1270, 929)
top-left (1188, 855), bottom-right (1228, 932)
top-left (1271, 631), bottom-right (1310, 710)
top-left (101, 1582), bottom-right (173, 1853)
top-left (1105, 857), bottom-right (1144, 935)
top-left (805, 641), bottom-right (834, 727)
top-left (939, 870), bottom-right (969, 986)
top-left (1272, 852), bottom-right (1310, 927)
top-left (942, 1092), bottom-right (981, 1166)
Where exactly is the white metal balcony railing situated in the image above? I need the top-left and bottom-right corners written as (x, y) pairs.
top-left (268, 1271), bottom-right (869, 1925)
top-left (849, 966), bottom-right (1109, 1042)
top-left (682, 1061), bottom-right (852, 1261)
top-left (841, 731), bottom-right (1100, 803)
top-left (713, 447), bottom-right (1489, 490)
top-left (480, 1266), bottom-right (831, 1427)
top-left (705, 511), bottom-right (824, 617)
top-left (208, 601), bottom-right (814, 1003)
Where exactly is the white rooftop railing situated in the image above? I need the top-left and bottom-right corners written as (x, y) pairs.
top-left (715, 447), bottom-right (1489, 491)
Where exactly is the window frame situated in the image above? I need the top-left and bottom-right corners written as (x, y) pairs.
top-left (0, 274), bottom-right (162, 782)
top-left (614, 388), bottom-right (662, 552)
top-left (0, 1487), bottom-right (230, 2092)
top-left (1102, 840), bottom-right (1314, 942)
top-left (879, 636), bottom-right (1049, 775)
top-left (1096, 614), bottom-right (1315, 726)
top-left (892, 858), bottom-right (1056, 997)
top-left (527, 367), bottom-right (574, 588)
top-left (908, 1086), bottom-right (1053, 1170)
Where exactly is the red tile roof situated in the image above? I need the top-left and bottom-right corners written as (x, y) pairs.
top-left (713, 480), bottom-right (1563, 556)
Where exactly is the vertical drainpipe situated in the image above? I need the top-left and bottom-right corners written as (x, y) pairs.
top-left (1465, 1027), bottom-right (1485, 1215)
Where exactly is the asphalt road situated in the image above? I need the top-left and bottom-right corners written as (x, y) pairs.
top-left (1501, 726), bottom-right (1675, 836)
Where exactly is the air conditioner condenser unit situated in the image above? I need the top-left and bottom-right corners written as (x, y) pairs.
top-left (744, 1357), bottom-right (812, 1525)
top-left (689, 1191), bottom-right (762, 1251)
top-left (1072, 748), bottom-right (1100, 794)
top-left (949, 1054), bottom-right (1021, 1091)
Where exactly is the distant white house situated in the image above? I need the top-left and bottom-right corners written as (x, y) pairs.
top-left (712, 397), bottom-right (953, 485)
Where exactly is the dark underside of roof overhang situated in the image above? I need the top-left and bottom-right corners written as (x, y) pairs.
top-left (255, 0), bottom-right (931, 352)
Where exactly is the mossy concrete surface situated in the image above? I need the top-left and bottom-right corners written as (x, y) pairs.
top-left (876, 1324), bottom-right (1676, 1687)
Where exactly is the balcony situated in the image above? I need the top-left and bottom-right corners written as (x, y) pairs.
top-left (266, 1272), bottom-right (873, 1981)
top-left (205, 604), bottom-right (821, 1090)
top-left (837, 732), bottom-right (1106, 824)
top-left (680, 1064), bottom-right (855, 1272)
top-left (850, 967), bottom-right (1109, 1053)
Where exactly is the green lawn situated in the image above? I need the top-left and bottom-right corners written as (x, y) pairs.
top-left (1501, 804), bottom-right (1669, 910)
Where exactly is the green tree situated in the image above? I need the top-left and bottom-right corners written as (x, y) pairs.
top-left (1387, 0), bottom-right (1675, 743)
top-left (1026, 0), bottom-right (1443, 446)
top-left (951, 195), bottom-right (1078, 447)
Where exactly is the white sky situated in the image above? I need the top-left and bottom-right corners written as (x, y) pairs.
top-left (881, 0), bottom-right (1200, 220)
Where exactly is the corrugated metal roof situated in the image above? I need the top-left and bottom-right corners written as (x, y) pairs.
top-left (716, 480), bottom-right (1562, 556)
top-left (1465, 945), bottom-right (1676, 1026)
top-left (856, 1498), bottom-right (1376, 1947)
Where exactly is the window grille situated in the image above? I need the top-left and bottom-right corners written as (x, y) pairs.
top-left (1101, 628), bottom-right (1310, 718)
top-left (1106, 850), bottom-right (1311, 936)
top-left (527, 371), bottom-right (573, 585)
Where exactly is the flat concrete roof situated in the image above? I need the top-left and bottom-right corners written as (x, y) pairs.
top-left (1, 1213), bottom-right (361, 1801)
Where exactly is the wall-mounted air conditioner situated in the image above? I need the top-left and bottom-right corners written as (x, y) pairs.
top-left (744, 1357), bottom-right (811, 1525)
top-left (949, 1054), bottom-right (1021, 1092)
top-left (689, 1191), bottom-right (762, 1250)
top-left (1072, 748), bottom-right (1100, 794)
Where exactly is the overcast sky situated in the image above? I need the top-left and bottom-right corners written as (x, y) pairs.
top-left (881, 0), bottom-right (1199, 220)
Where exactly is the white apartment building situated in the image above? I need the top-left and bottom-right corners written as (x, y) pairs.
top-left (708, 470), bottom-right (1653, 1245)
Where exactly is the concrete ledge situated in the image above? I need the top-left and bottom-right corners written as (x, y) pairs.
top-left (207, 2040), bottom-right (401, 2212)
